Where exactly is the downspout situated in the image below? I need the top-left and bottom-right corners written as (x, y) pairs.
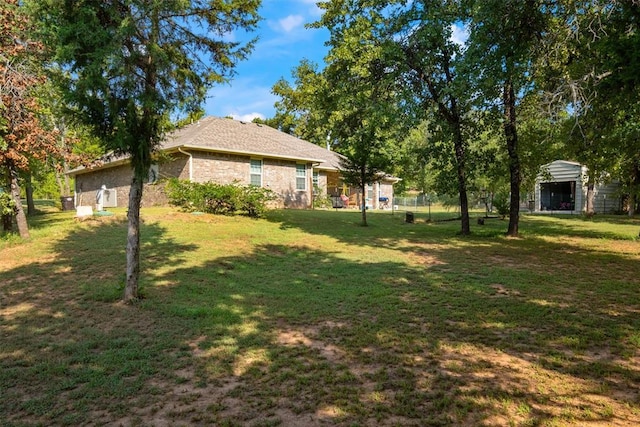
top-left (177, 147), bottom-right (193, 181)
top-left (310, 163), bottom-right (320, 210)
top-left (74, 179), bottom-right (78, 207)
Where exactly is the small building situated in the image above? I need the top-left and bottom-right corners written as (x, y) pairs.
top-left (68, 117), bottom-right (398, 210)
top-left (533, 160), bottom-right (621, 214)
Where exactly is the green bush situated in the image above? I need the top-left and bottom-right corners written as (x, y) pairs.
top-left (312, 185), bottom-right (332, 209)
top-left (493, 190), bottom-right (510, 219)
top-left (165, 178), bottom-right (276, 218)
top-left (0, 191), bottom-right (16, 216)
top-left (240, 185), bottom-right (278, 218)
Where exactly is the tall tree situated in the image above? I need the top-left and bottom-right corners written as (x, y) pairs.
top-left (0, 0), bottom-right (58, 238)
top-left (466, 0), bottom-right (548, 236)
top-left (390, 1), bottom-right (473, 235)
top-left (272, 15), bottom-right (402, 226)
top-left (316, 0), bottom-right (474, 234)
top-left (539, 1), bottom-right (640, 216)
top-left (271, 60), bottom-right (331, 146)
top-left (32, 0), bottom-right (260, 301)
top-left (322, 20), bottom-right (402, 226)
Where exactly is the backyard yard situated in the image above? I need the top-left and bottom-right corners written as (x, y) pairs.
top-left (1, 206), bottom-right (639, 426)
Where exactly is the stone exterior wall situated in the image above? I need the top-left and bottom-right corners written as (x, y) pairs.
top-left (74, 164), bottom-right (132, 208)
top-left (74, 151), bottom-right (315, 209)
top-left (190, 151), bottom-right (312, 208)
top-left (74, 155), bottom-right (189, 209)
top-left (191, 151), bottom-right (246, 183)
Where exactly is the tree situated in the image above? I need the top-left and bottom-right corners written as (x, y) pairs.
top-left (316, 8), bottom-right (404, 226)
top-left (270, 16), bottom-right (402, 226)
top-left (325, 60), bottom-right (401, 226)
top-left (271, 60), bottom-right (332, 145)
top-left (0, 0), bottom-right (58, 238)
top-left (33, 0), bottom-right (260, 301)
top-left (388, 0), bottom-right (474, 234)
top-left (396, 121), bottom-right (435, 196)
top-left (466, 0), bottom-right (548, 236)
top-left (36, 81), bottom-right (104, 201)
top-left (315, 0), bottom-right (474, 234)
top-left (538, 1), bottom-right (640, 216)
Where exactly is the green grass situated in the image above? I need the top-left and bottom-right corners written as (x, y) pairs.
top-left (1, 207), bottom-right (640, 426)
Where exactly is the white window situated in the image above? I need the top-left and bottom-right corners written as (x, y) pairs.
top-left (296, 164), bottom-right (307, 191)
top-left (250, 159), bottom-right (262, 186)
top-left (312, 171), bottom-right (319, 187)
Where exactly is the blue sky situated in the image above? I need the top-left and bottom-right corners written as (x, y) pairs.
top-left (202, 1), bottom-right (469, 122)
top-left (203, 0), bottom-right (330, 122)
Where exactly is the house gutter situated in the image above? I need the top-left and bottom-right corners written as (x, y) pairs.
top-left (176, 144), bottom-right (324, 165)
top-left (177, 147), bottom-right (193, 181)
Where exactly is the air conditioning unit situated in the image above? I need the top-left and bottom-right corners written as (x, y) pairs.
top-left (103, 189), bottom-right (117, 208)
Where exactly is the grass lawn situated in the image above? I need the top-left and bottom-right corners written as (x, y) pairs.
top-left (1, 206), bottom-right (639, 426)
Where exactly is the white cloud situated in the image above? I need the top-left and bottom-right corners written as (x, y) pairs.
top-left (270, 14), bottom-right (305, 33)
top-left (231, 112), bottom-right (265, 122)
top-left (204, 77), bottom-right (278, 120)
top-left (299, 0), bottom-right (323, 16)
top-left (450, 23), bottom-right (469, 47)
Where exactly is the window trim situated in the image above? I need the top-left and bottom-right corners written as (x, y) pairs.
top-left (250, 158), bottom-right (263, 187)
top-left (295, 163), bottom-right (307, 191)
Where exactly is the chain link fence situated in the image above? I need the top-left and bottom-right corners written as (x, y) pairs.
top-left (392, 195), bottom-right (433, 212)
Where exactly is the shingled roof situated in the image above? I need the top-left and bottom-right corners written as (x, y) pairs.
top-left (69, 116), bottom-right (343, 176)
top-left (162, 117), bottom-right (342, 171)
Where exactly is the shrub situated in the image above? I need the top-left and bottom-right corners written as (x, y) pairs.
top-left (239, 185), bottom-right (277, 218)
top-left (313, 185), bottom-right (332, 209)
top-left (493, 190), bottom-right (510, 219)
top-left (204, 182), bottom-right (241, 215)
top-left (0, 191), bottom-right (16, 216)
top-left (165, 178), bottom-right (276, 218)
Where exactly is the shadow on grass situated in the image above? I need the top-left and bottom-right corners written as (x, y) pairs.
top-left (142, 242), bottom-right (640, 425)
top-left (0, 216), bottom-right (198, 424)
top-left (1, 211), bottom-right (639, 425)
top-left (267, 209), bottom-right (640, 247)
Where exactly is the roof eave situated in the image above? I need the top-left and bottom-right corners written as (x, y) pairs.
top-left (170, 144), bottom-right (325, 164)
top-left (66, 157), bottom-right (130, 177)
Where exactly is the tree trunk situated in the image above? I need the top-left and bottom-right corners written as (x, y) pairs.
top-left (25, 173), bottom-right (35, 216)
top-left (9, 163), bottom-right (30, 239)
top-left (54, 169), bottom-right (64, 197)
top-left (1, 169), bottom-right (10, 231)
top-left (2, 214), bottom-right (11, 232)
top-left (60, 130), bottom-right (72, 195)
top-left (586, 181), bottom-right (595, 215)
top-left (360, 179), bottom-right (368, 227)
top-left (503, 79), bottom-right (520, 237)
top-left (124, 176), bottom-right (144, 302)
top-left (629, 162), bottom-right (639, 217)
top-left (452, 122), bottom-right (470, 235)
top-left (2, 170), bottom-right (12, 231)
top-left (54, 162), bottom-right (72, 197)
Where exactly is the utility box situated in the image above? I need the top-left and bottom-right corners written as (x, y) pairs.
top-left (60, 196), bottom-right (74, 211)
top-left (405, 211), bottom-right (414, 223)
top-left (102, 189), bottom-right (117, 208)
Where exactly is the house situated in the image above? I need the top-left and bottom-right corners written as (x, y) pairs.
top-left (68, 116), bottom-right (398, 210)
top-left (533, 160), bottom-right (621, 214)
